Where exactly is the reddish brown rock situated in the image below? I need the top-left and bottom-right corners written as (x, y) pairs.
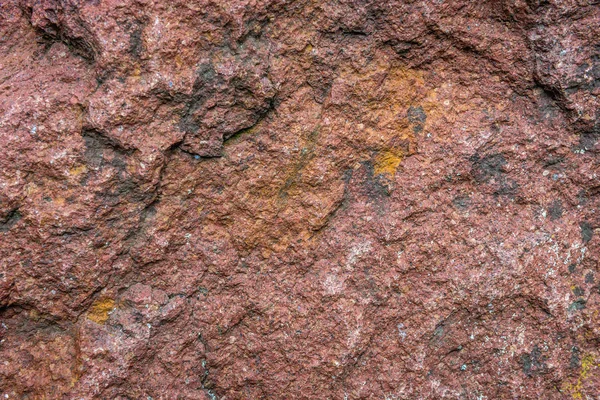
top-left (1, 0), bottom-right (600, 398)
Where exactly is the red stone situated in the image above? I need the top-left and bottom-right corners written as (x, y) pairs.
top-left (1, 0), bottom-right (600, 398)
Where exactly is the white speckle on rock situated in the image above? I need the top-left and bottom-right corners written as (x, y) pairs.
top-left (347, 240), bottom-right (372, 267)
top-left (397, 323), bottom-right (407, 341)
top-left (323, 274), bottom-right (344, 295)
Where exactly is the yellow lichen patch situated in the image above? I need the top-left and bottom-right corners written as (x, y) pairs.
top-left (87, 298), bottom-right (115, 324)
top-left (374, 149), bottom-right (404, 177)
top-left (69, 164), bottom-right (87, 176)
top-left (563, 354), bottom-right (599, 399)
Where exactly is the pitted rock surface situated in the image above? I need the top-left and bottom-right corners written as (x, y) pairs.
top-left (1, 0), bottom-right (600, 398)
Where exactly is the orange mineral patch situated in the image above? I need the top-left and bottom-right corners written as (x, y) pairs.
top-left (87, 298), bottom-right (115, 324)
top-left (374, 148), bottom-right (404, 177)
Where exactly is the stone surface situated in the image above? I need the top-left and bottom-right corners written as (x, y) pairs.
top-left (1, 0), bottom-right (600, 398)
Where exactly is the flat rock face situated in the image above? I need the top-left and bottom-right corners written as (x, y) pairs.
top-left (1, 0), bottom-right (600, 398)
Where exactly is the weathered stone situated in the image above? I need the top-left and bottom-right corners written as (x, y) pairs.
top-left (1, 0), bottom-right (600, 398)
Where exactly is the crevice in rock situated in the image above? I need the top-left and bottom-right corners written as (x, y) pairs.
top-left (21, 5), bottom-right (98, 63)
top-left (197, 334), bottom-right (219, 400)
top-left (0, 208), bottom-right (22, 233)
top-left (82, 129), bottom-right (135, 159)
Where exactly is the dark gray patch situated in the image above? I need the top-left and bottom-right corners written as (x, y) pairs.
top-left (570, 346), bottom-right (580, 369)
top-left (572, 286), bottom-right (584, 297)
top-left (452, 196), bottom-right (471, 210)
top-left (577, 190), bottom-right (588, 205)
top-left (82, 130), bottom-right (130, 187)
top-left (585, 272), bottom-right (594, 284)
top-left (569, 299), bottom-right (586, 311)
top-left (568, 264), bottom-right (576, 274)
top-left (470, 153), bottom-right (507, 183)
top-left (196, 62), bottom-right (217, 83)
top-left (575, 120), bottom-right (600, 152)
top-left (342, 168), bottom-right (354, 184)
top-left (543, 156), bottom-right (563, 167)
top-left (0, 209), bottom-right (21, 232)
top-left (580, 221), bottom-right (593, 243)
top-left (407, 106), bottom-right (427, 134)
top-left (129, 25), bottom-right (144, 58)
top-left (132, 311), bottom-right (144, 323)
top-left (83, 131), bottom-right (105, 169)
top-left (360, 161), bottom-right (391, 200)
top-left (548, 199), bottom-right (563, 221)
top-left (494, 179), bottom-right (519, 198)
top-left (578, 129), bottom-right (600, 152)
top-left (573, 53), bottom-right (600, 92)
top-left (520, 345), bottom-right (547, 376)
top-left (407, 106), bottom-right (427, 124)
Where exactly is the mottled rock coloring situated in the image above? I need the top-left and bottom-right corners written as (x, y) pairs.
top-left (1, 0), bottom-right (600, 398)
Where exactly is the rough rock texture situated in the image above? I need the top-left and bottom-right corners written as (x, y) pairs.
top-left (1, 0), bottom-right (600, 398)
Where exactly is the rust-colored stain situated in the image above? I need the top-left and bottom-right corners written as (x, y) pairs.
top-left (87, 298), bottom-right (115, 324)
